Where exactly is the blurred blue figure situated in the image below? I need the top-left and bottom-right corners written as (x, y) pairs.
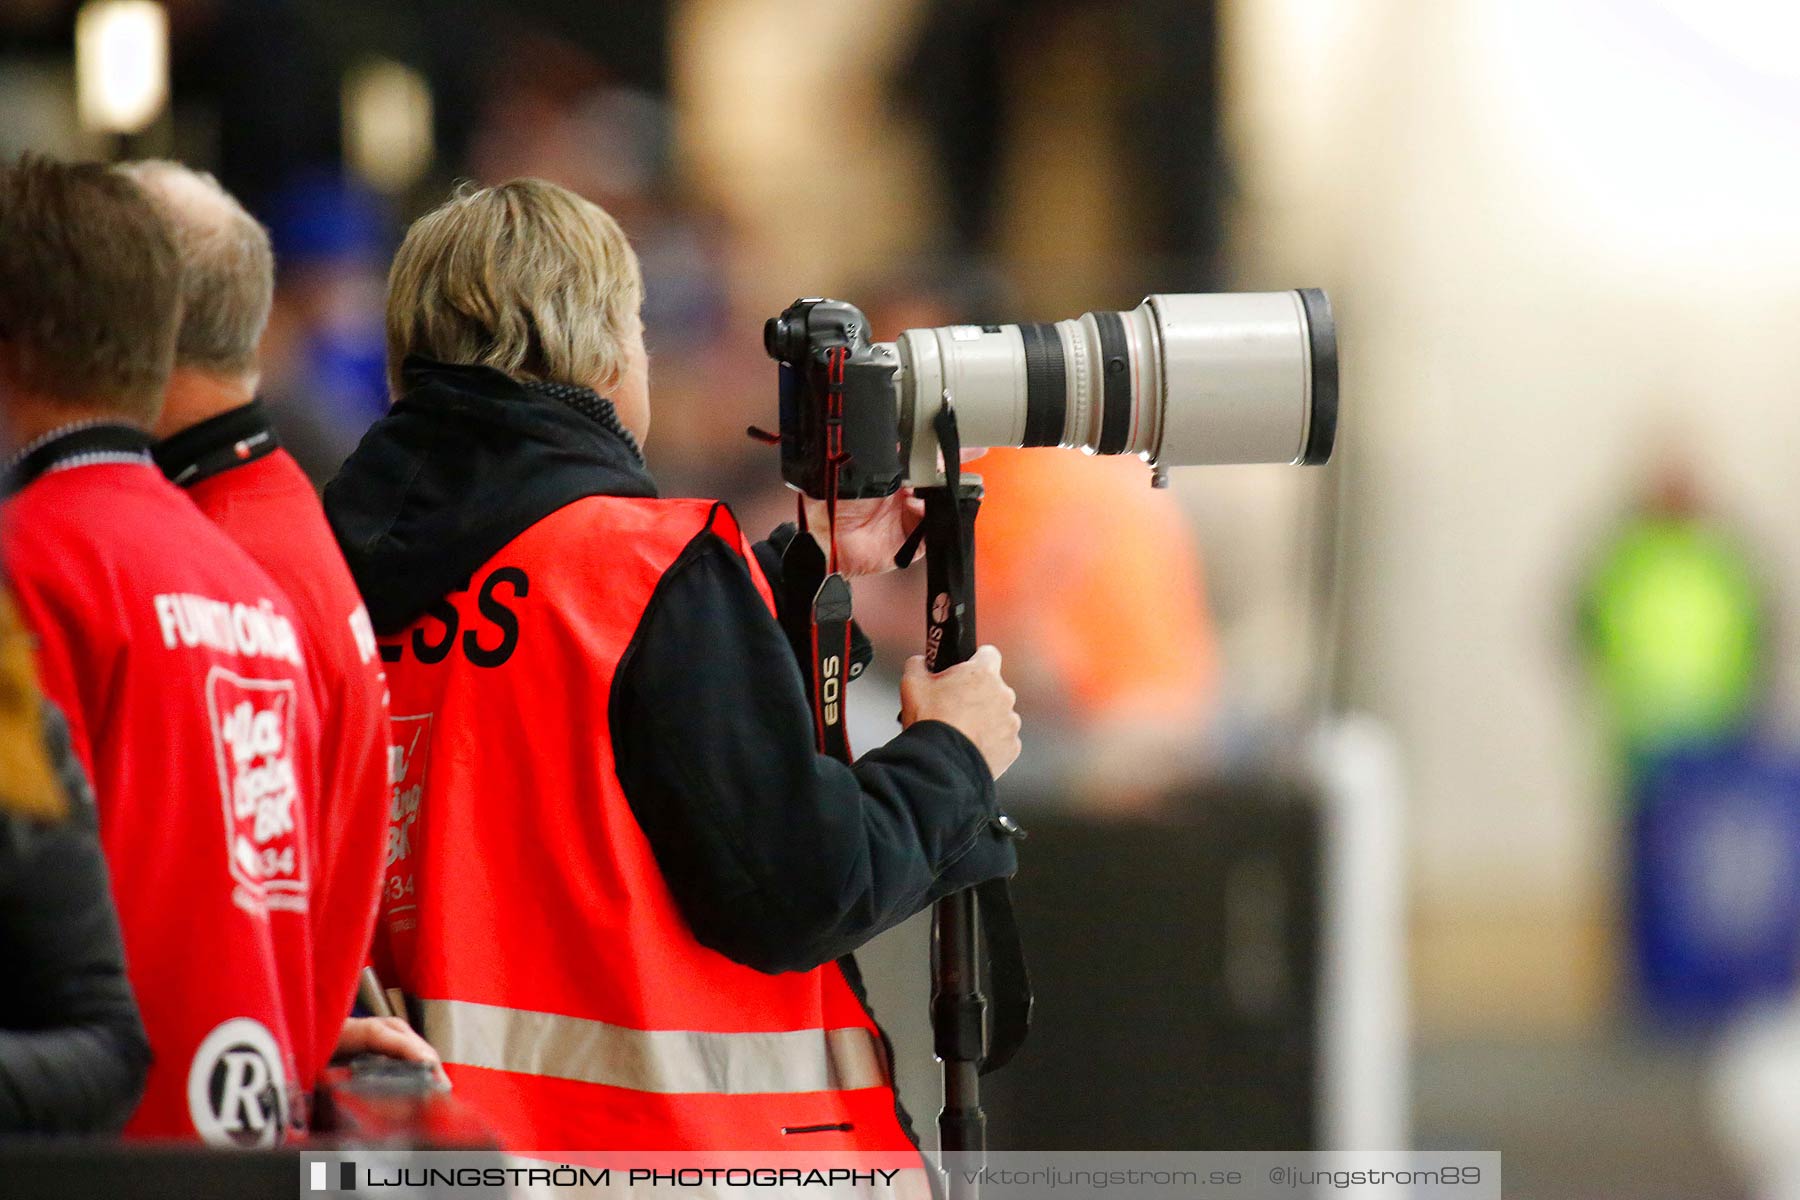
top-left (258, 172), bottom-right (395, 479)
top-left (1575, 449), bottom-right (1795, 1027)
top-left (1631, 739), bottom-right (1800, 1025)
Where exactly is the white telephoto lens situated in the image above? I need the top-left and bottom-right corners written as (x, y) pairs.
top-left (890, 288), bottom-right (1336, 484)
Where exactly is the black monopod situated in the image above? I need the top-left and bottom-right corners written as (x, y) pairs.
top-left (901, 407), bottom-right (1032, 1200)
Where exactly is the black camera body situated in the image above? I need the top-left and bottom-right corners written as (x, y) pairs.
top-left (764, 298), bottom-right (905, 500)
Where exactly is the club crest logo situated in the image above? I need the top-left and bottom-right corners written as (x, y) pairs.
top-left (205, 667), bottom-right (308, 914)
top-left (382, 714), bottom-right (435, 951)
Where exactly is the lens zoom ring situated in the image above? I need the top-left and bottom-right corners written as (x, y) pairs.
top-left (1094, 310), bottom-right (1132, 455)
top-left (1019, 323), bottom-right (1066, 447)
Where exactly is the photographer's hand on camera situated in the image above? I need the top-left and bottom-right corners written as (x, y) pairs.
top-left (901, 645), bottom-right (1023, 780)
top-left (803, 488), bottom-right (926, 577)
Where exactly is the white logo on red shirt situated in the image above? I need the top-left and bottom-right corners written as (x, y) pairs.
top-left (155, 593), bottom-right (303, 666)
top-left (205, 667), bottom-right (308, 915)
top-left (186, 1017), bottom-right (290, 1147)
top-left (382, 714), bottom-right (433, 942)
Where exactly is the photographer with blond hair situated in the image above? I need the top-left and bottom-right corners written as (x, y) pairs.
top-left (325, 178), bottom-right (1021, 1156)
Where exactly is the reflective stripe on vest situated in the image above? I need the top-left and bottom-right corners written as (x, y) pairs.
top-left (419, 998), bottom-right (891, 1095)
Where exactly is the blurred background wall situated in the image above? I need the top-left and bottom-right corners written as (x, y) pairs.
top-left (1231, 0), bottom-right (1800, 1035)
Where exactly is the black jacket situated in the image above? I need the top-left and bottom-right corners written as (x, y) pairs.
top-left (0, 703), bottom-right (150, 1133)
top-left (325, 360), bottom-right (1018, 974)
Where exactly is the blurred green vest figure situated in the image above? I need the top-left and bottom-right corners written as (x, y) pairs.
top-left (1579, 461), bottom-right (1765, 763)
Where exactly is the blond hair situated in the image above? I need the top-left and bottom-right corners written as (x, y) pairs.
top-left (385, 178), bottom-right (643, 400)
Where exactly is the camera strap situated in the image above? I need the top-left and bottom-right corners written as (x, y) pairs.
top-left (779, 520), bottom-right (856, 764)
top-left (809, 574), bottom-right (854, 763)
top-left (785, 345), bottom-right (856, 762)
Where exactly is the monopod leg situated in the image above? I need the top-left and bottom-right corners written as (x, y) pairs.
top-left (918, 481), bottom-right (987, 1198)
top-left (934, 889), bottom-right (986, 1195)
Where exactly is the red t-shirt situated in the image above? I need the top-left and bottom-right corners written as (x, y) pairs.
top-left (181, 442), bottom-right (391, 1084)
top-left (4, 440), bottom-right (321, 1144)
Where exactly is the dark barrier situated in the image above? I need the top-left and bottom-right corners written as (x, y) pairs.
top-left (0, 1057), bottom-right (496, 1199)
top-left (0, 1143), bottom-right (300, 1199)
top-left (982, 776), bottom-right (1323, 1150)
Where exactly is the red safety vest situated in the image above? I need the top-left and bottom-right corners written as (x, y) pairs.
top-left (374, 495), bottom-right (919, 1158)
top-left (4, 454), bottom-right (321, 1144)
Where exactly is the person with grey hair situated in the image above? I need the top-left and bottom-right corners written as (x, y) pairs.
top-left (126, 161), bottom-right (437, 1086)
